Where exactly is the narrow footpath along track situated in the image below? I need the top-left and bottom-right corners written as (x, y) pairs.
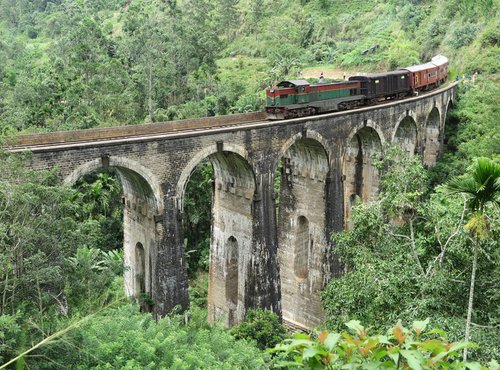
top-left (5, 82), bottom-right (456, 153)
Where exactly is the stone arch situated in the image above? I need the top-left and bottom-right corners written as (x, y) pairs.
top-left (342, 126), bottom-right (382, 226)
top-left (176, 143), bottom-right (250, 212)
top-left (63, 156), bottom-right (160, 304)
top-left (275, 129), bottom-right (332, 173)
top-left (423, 107), bottom-right (441, 166)
top-left (64, 156), bottom-right (162, 212)
top-left (343, 119), bottom-right (386, 153)
top-left (393, 115), bottom-right (418, 156)
top-left (277, 136), bottom-right (329, 329)
top-left (176, 144), bottom-right (255, 327)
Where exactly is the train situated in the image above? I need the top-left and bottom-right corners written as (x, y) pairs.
top-left (265, 55), bottom-right (449, 119)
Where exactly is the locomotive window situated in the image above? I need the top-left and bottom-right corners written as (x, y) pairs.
top-left (280, 94), bottom-right (288, 99)
top-left (299, 87), bottom-right (305, 92)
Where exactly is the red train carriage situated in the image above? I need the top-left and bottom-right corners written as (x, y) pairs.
top-left (431, 55), bottom-right (449, 84)
top-left (403, 55), bottom-right (449, 92)
top-left (403, 62), bottom-right (439, 91)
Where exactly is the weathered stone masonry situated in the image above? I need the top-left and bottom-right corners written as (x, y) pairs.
top-left (15, 84), bottom-right (456, 329)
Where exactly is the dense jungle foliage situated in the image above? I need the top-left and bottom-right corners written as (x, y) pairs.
top-left (0, 0), bottom-right (498, 368)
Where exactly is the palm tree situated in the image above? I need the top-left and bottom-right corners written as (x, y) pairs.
top-left (446, 157), bottom-right (500, 360)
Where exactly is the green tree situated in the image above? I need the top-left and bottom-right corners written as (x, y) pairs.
top-left (445, 157), bottom-right (500, 360)
top-left (120, 0), bottom-right (172, 122)
top-left (0, 152), bottom-right (126, 364)
top-left (0, 152), bottom-right (84, 317)
top-left (183, 160), bottom-right (213, 275)
top-left (215, 0), bottom-right (241, 42)
top-left (247, 0), bottom-right (264, 34)
top-left (322, 152), bottom-right (500, 361)
top-left (73, 171), bottom-right (123, 252)
top-left (55, 14), bottom-right (136, 128)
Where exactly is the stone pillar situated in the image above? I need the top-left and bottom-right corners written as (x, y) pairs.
top-left (325, 158), bottom-right (344, 278)
top-left (122, 197), bottom-right (156, 301)
top-left (244, 172), bottom-right (281, 315)
top-left (153, 193), bottom-right (189, 318)
top-left (278, 139), bottom-right (329, 328)
top-left (207, 151), bottom-right (258, 327)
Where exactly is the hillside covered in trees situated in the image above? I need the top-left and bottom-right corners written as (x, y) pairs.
top-left (0, 0), bottom-right (499, 368)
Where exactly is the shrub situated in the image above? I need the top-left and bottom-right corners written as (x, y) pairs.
top-left (272, 319), bottom-right (495, 369)
top-left (15, 305), bottom-right (269, 369)
top-left (231, 309), bottom-right (287, 350)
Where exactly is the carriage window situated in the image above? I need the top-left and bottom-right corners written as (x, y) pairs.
top-left (401, 76), bottom-right (405, 79)
top-left (280, 94), bottom-right (288, 99)
top-left (375, 80), bottom-right (380, 84)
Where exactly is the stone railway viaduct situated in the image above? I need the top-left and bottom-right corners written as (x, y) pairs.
top-left (9, 84), bottom-right (457, 329)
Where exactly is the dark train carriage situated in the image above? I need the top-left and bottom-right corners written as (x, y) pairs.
top-left (348, 70), bottom-right (410, 101)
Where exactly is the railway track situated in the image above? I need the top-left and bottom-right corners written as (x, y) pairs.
top-left (4, 82), bottom-right (456, 153)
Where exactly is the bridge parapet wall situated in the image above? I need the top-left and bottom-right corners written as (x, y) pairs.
top-left (7, 111), bottom-right (266, 148)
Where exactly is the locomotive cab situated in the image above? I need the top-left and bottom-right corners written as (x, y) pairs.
top-left (266, 80), bottom-right (311, 119)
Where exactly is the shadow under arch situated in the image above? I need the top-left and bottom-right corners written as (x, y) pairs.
top-left (64, 156), bottom-right (161, 307)
top-left (423, 106), bottom-right (442, 166)
top-left (342, 125), bottom-right (383, 228)
top-left (444, 98), bottom-right (455, 124)
top-left (277, 135), bottom-right (330, 329)
top-left (176, 143), bottom-right (256, 328)
top-left (392, 113), bottom-right (418, 156)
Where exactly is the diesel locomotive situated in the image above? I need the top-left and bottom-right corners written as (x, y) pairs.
top-left (265, 55), bottom-right (449, 119)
